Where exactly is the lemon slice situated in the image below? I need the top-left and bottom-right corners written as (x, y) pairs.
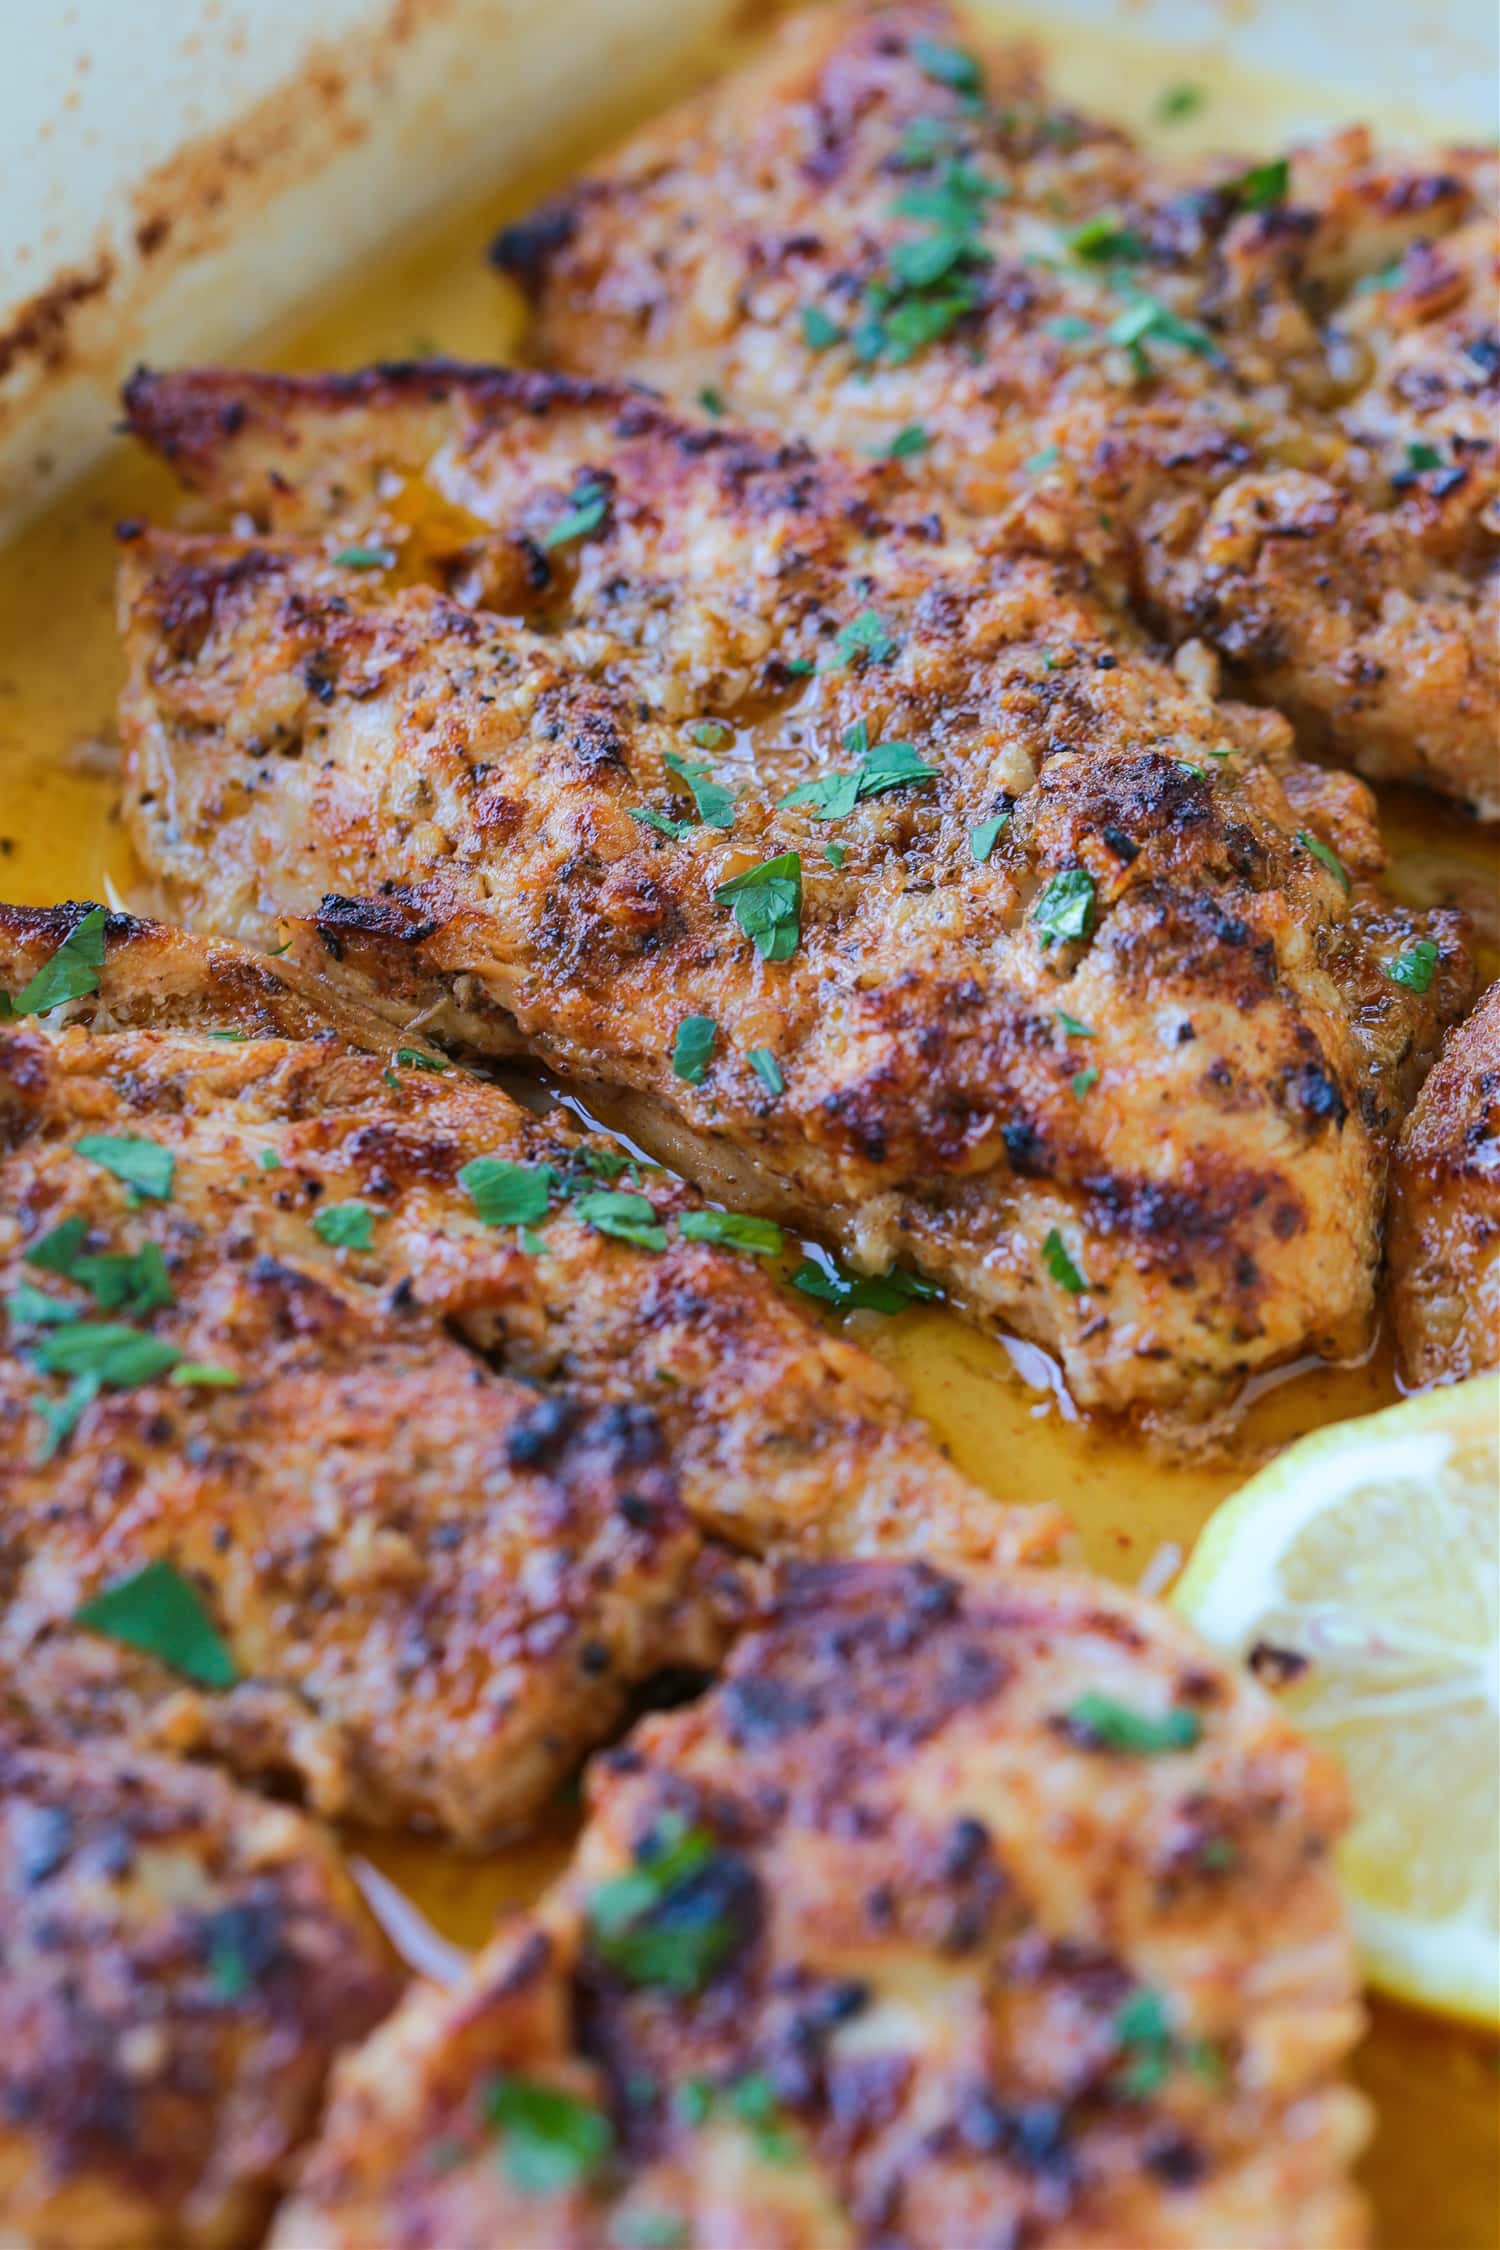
top-left (1175, 1373), bottom-right (1499, 2025)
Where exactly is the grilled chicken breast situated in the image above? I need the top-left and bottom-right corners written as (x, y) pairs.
top-left (118, 363), bottom-right (1467, 1435)
top-left (1388, 979), bottom-right (1500, 1386)
top-left (494, 0), bottom-right (1500, 815)
top-left (0, 1721), bottom-right (396, 2250)
top-left (273, 1558), bottom-right (1369, 2250)
top-left (0, 905), bottom-right (1051, 1849)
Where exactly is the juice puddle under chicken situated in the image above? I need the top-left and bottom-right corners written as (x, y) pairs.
top-left (0, 10), bottom-right (1493, 2241)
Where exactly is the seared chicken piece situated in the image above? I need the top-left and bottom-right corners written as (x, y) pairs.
top-left (119, 363), bottom-right (1468, 1432)
top-left (495, 0), bottom-right (1500, 815)
top-left (0, 906), bottom-right (1050, 1848)
top-left (273, 1559), bottom-right (1369, 2250)
top-left (0, 1722), bottom-right (396, 2250)
top-left (1389, 979), bottom-right (1500, 1386)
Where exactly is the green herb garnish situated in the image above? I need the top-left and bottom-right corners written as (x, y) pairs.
top-left (1063, 1692), bottom-right (1201, 1754)
top-left (1297, 830), bottom-right (1350, 893)
top-left (587, 1815), bottom-right (745, 1991)
top-left (0, 907), bottom-right (106, 1019)
top-left (911, 36), bottom-right (983, 95)
top-left (747, 1047), bottom-right (784, 1098)
top-left (830, 610), bottom-right (896, 668)
top-left (311, 1201), bottom-right (376, 1251)
top-left (801, 305), bottom-right (844, 351)
top-left (714, 852), bottom-right (802, 962)
top-left (1405, 439), bottom-right (1444, 473)
top-left (1056, 1010), bottom-right (1095, 1037)
top-left (1072, 1067), bottom-right (1099, 1099)
top-left (482, 2076), bottom-right (613, 2196)
top-left (573, 1189), bottom-right (668, 1252)
top-left (1155, 84), bottom-right (1204, 124)
top-left (77, 1134), bottom-right (175, 1202)
top-left (1042, 1228), bottom-right (1088, 1294)
top-left (333, 544), bottom-right (396, 569)
top-left (393, 1046), bottom-right (449, 1072)
top-left (678, 1210), bottom-right (784, 1256)
top-left (969, 812), bottom-right (1009, 863)
top-left (792, 1254), bottom-right (938, 1313)
top-left (543, 476), bottom-right (609, 549)
top-left (1225, 155), bottom-right (1289, 209)
top-left (1032, 868), bottom-right (1095, 944)
top-left (459, 1157), bottom-right (555, 1228)
top-left (780, 729), bottom-right (936, 819)
top-left (1066, 212), bottom-right (1146, 263)
top-left (882, 422), bottom-right (931, 459)
top-left (1385, 939), bottom-right (1439, 993)
top-left (75, 1559), bottom-right (238, 1688)
top-left (664, 752), bottom-right (736, 830)
top-left (672, 1015), bottom-right (717, 1085)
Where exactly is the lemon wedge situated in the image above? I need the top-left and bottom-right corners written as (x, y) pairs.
top-left (1174, 1373), bottom-right (1499, 2026)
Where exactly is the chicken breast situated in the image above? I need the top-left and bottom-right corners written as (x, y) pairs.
top-left (1388, 979), bottom-right (1500, 1386)
top-left (494, 0), bottom-right (1500, 814)
top-left (0, 904), bottom-right (1051, 1848)
top-left (272, 1558), bottom-right (1369, 2250)
top-left (118, 362), bottom-right (1468, 1434)
top-left (0, 1721), bottom-right (397, 2250)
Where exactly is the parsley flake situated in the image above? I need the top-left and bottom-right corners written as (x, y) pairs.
top-left (780, 733), bottom-right (936, 819)
top-left (678, 1210), bottom-right (784, 1256)
top-left (482, 2076), bottom-right (613, 2196)
top-left (587, 1815), bottom-right (749, 1991)
top-left (1405, 439), bottom-right (1444, 474)
top-left (1025, 442), bottom-right (1061, 475)
top-left (1042, 1228), bottom-right (1088, 1294)
top-left (1297, 830), bottom-right (1350, 894)
top-left (792, 1253), bottom-right (938, 1314)
top-left (311, 1201), bottom-right (376, 1251)
top-left (393, 1046), bottom-right (449, 1072)
top-left (1056, 1010), bottom-right (1095, 1037)
top-left (831, 610), bottom-right (897, 668)
top-left (970, 812), bottom-right (1010, 863)
top-left (697, 387), bottom-right (725, 417)
top-left (1385, 939), bottom-right (1439, 993)
top-left (1063, 1692), bottom-right (1201, 1754)
top-left (0, 907), bottom-right (106, 1019)
top-left (911, 36), bottom-right (983, 95)
top-left (459, 1157), bottom-right (555, 1228)
top-left (801, 305), bottom-right (844, 351)
top-left (1066, 213), bottom-right (1146, 263)
top-left (75, 1559), bottom-right (238, 1688)
top-left (1072, 1066), bottom-right (1100, 1099)
top-left (77, 1134), bottom-right (174, 1202)
top-left (747, 1047), bottom-right (784, 1098)
top-left (34, 1320), bottom-right (180, 1387)
top-left (1156, 84), bottom-right (1205, 124)
top-left (883, 422), bottom-right (931, 459)
top-left (543, 476), bottom-right (610, 549)
top-left (1032, 868), bottom-right (1095, 944)
top-left (24, 1217), bottom-right (88, 1275)
top-left (1225, 155), bottom-right (1289, 209)
top-left (574, 1189), bottom-right (668, 1252)
top-left (333, 544), bottom-right (396, 569)
top-left (664, 752), bottom-right (735, 830)
top-left (689, 719), bottom-right (733, 750)
top-left (714, 852), bottom-right (802, 962)
top-left (672, 1015), bottom-right (717, 1084)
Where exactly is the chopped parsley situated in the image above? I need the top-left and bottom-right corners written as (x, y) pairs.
top-left (1225, 155), bottom-right (1289, 210)
top-left (690, 719), bottom-right (733, 750)
top-left (24, 1216), bottom-right (88, 1274)
top-left (543, 476), bottom-right (609, 549)
top-left (33, 1320), bottom-right (180, 1386)
top-left (883, 422), bottom-right (931, 459)
top-left (969, 811), bottom-right (1010, 863)
top-left (460, 1156), bottom-right (555, 1228)
top-left (697, 387), bottom-right (725, 417)
top-left (630, 808), bottom-right (692, 841)
top-left (393, 1046), bottom-right (449, 1072)
top-left (1355, 256), bottom-right (1404, 296)
top-left (1071, 1066), bottom-right (1099, 1099)
top-left (586, 1815), bottom-right (748, 1990)
top-left (831, 610), bottom-right (897, 668)
top-left (482, 2076), bottom-right (613, 2196)
top-left (573, 1189), bottom-right (668, 1252)
top-left (714, 852), bottom-right (802, 962)
top-left (257, 1148), bottom-right (281, 1171)
top-left (1155, 84), bottom-right (1205, 124)
top-left (171, 1363), bottom-right (241, 1388)
top-left (1066, 212), bottom-right (1146, 263)
top-left (780, 726), bottom-right (937, 819)
top-left (825, 842), bottom-right (847, 869)
top-left (1055, 1010), bottom-right (1095, 1038)
top-left (77, 1134), bottom-right (175, 1202)
top-left (664, 752), bottom-right (736, 830)
top-left (747, 1047), bottom-right (784, 1098)
top-left (724, 2074), bottom-right (798, 2166)
top-left (7, 1281), bottom-right (79, 1326)
top-left (1042, 1228), bottom-right (1088, 1294)
top-left (801, 305), bottom-right (844, 351)
top-left (911, 36), bottom-right (984, 96)
top-left (672, 1015), bottom-right (717, 1084)
top-left (1062, 1692), bottom-right (1202, 1754)
top-left (66, 1242), bottom-right (173, 1318)
top-left (1032, 867), bottom-right (1095, 944)
top-left (333, 544), bottom-right (395, 569)
top-left (1297, 829), bottom-right (1350, 894)
top-left (1115, 1988), bottom-right (1173, 2096)
top-left (1107, 292), bottom-right (1219, 369)
top-left (1405, 439), bottom-right (1444, 474)
top-left (1385, 939), bottom-right (1439, 993)
top-left (311, 1201), bottom-right (376, 1251)
top-left (75, 1559), bottom-right (238, 1688)
top-left (678, 1210), bottom-right (784, 1256)
top-left (792, 1253), bottom-right (938, 1314)
top-left (0, 906), bottom-right (106, 1019)
top-left (1025, 443), bottom-right (1061, 477)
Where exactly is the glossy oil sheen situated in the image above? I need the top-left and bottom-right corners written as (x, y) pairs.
top-left (0, 11), bottom-right (1494, 2239)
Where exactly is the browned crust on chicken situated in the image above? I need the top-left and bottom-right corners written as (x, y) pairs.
top-left (0, 1723), bottom-right (397, 2250)
top-left (1388, 979), bottom-right (1500, 1386)
top-left (273, 1559), bottom-right (1369, 2250)
top-left (0, 906), bottom-right (1053, 1849)
top-left (117, 361), bottom-right (1469, 1433)
top-left (493, 0), bottom-right (1500, 813)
